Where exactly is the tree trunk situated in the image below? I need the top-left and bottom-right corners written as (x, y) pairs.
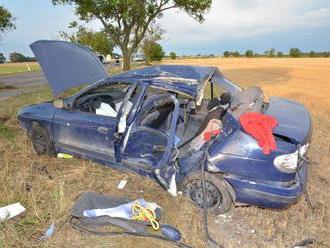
top-left (122, 51), bottom-right (131, 71)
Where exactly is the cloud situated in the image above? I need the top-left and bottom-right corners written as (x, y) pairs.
top-left (159, 0), bottom-right (330, 46)
top-left (2, 0), bottom-right (329, 56)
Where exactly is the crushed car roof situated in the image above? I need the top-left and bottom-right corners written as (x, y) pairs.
top-left (108, 65), bottom-right (217, 97)
top-left (112, 65), bottom-right (217, 83)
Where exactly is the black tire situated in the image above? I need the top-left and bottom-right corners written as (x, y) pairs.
top-left (31, 123), bottom-right (55, 156)
top-left (183, 172), bottom-right (234, 214)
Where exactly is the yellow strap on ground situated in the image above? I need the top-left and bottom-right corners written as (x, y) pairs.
top-left (131, 201), bottom-right (160, 231)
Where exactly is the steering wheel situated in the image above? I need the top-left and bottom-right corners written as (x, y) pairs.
top-left (87, 96), bottom-right (103, 113)
top-left (85, 95), bottom-right (116, 113)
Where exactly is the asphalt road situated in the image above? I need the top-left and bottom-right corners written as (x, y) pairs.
top-left (0, 71), bottom-right (48, 100)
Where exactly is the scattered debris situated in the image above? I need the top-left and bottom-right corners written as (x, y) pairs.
top-left (57, 153), bottom-right (73, 159)
top-left (117, 180), bottom-right (128, 189)
top-left (216, 213), bottom-right (233, 224)
top-left (0, 202), bottom-right (26, 221)
top-left (293, 238), bottom-right (316, 248)
top-left (25, 183), bottom-right (32, 192)
top-left (71, 192), bottom-right (188, 247)
top-left (83, 198), bottom-right (161, 221)
top-left (0, 116), bottom-right (10, 124)
top-left (37, 165), bottom-right (53, 180)
top-left (38, 224), bottom-right (55, 241)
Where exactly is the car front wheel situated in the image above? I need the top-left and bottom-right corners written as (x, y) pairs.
top-left (183, 172), bottom-right (234, 214)
top-left (31, 123), bottom-right (55, 156)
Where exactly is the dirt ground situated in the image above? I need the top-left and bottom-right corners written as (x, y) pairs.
top-left (0, 58), bottom-right (329, 248)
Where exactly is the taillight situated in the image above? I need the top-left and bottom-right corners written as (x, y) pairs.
top-left (273, 144), bottom-right (309, 173)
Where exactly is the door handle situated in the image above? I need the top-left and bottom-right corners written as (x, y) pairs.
top-left (97, 126), bottom-right (109, 134)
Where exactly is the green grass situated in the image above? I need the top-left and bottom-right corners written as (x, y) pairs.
top-left (0, 61), bottom-right (142, 76)
top-left (0, 63), bottom-right (40, 75)
top-left (0, 124), bottom-right (15, 141)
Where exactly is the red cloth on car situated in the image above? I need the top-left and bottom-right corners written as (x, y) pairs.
top-left (239, 112), bottom-right (278, 155)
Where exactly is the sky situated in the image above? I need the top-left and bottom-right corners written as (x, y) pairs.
top-left (1, 0), bottom-right (330, 57)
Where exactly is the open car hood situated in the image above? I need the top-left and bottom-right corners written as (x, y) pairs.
top-left (30, 40), bottom-right (108, 96)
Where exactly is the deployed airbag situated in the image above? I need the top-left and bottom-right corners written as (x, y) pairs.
top-left (96, 103), bottom-right (117, 117)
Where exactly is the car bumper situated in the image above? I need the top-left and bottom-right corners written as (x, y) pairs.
top-left (225, 160), bottom-right (308, 209)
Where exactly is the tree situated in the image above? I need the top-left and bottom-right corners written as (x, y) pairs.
top-left (289, 48), bottom-right (301, 58)
top-left (263, 48), bottom-right (275, 57)
top-left (322, 52), bottom-right (329, 58)
top-left (151, 42), bottom-right (165, 61)
top-left (60, 23), bottom-right (115, 56)
top-left (0, 5), bottom-right (16, 39)
top-left (170, 52), bottom-right (176, 59)
top-left (223, 51), bottom-right (231, 57)
top-left (232, 51), bottom-right (240, 57)
top-left (142, 40), bottom-right (164, 62)
top-left (309, 51), bottom-right (315, 58)
top-left (52, 0), bottom-right (212, 71)
top-left (0, 53), bottom-right (5, 63)
top-left (141, 23), bottom-right (164, 63)
top-left (9, 52), bottom-right (36, 63)
top-left (269, 48), bottom-right (275, 57)
top-left (245, 50), bottom-right (254, 57)
top-left (277, 51), bottom-right (283, 57)
top-left (9, 52), bottom-right (25, 62)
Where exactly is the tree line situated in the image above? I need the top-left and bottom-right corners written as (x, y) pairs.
top-left (223, 48), bottom-right (330, 58)
top-left (0, 52), bottom-right (37, 63)
top-left (2, 2), bottom-right (330, 67)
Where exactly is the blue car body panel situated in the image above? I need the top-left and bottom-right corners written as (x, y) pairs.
top-left (52, 109), bottom-right (117, 159)
top-left (266, 97), bottom-right (312, 144)
top-left (30, 40), bottom-right (108, 96)
top-left (18, 41), bottom-right (313, 209)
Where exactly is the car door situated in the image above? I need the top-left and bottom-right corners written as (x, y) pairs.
top-left (53, 109), bottom-right (118, 160)
top-left (52, 82), bottom-right (144, 161)
top-left (122, 94), bottom-right (180, 196)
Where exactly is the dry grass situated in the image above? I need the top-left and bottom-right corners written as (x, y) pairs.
top-left (0, 58), bottom-right (329, 248)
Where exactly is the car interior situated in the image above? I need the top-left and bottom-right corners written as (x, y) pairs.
top-left (72, 81), bottom-right (233, 168)
top-left (73, 83), bottom-right (136, 118)
top-left (139, 84), bottom-right (231, 156)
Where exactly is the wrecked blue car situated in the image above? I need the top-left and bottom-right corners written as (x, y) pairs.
top-left (18, 40), bottom-right (312, 213)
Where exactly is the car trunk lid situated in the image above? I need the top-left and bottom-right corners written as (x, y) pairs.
top-left (30, 40), bottom-right (108, 96)
top-left (265, 97), bottom-right (312, 144)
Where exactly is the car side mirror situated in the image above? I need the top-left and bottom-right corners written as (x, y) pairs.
top-left (53, 99), bottom-right (64, 109)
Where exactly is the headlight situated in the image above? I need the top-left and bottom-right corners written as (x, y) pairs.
top-left (274, 150), bottom-right (299, 173)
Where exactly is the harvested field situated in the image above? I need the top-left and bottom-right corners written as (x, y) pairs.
top-left (0, 58), bottom-right (329, 247)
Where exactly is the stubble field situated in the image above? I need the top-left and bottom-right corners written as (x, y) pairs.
top-left (0, 58), bottom-right (329, 247)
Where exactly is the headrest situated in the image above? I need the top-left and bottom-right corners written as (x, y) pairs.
top-left (207, 92), bottom-right (231, 111)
